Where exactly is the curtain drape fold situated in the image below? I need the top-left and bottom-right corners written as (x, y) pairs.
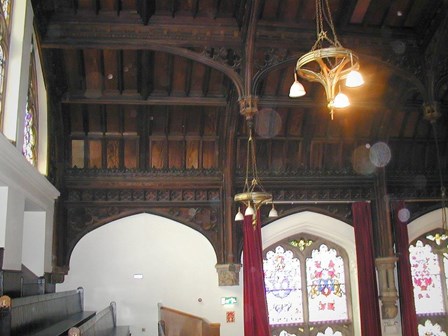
top-left (393, 201), bottom-right (418, 335)
top-left (243, 213), bottom-right (270, 336)
top-left (352, 202), bottom-right (382, 335)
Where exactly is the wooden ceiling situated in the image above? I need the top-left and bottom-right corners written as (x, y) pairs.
top-left (32, 0), bottom-right (448, 178)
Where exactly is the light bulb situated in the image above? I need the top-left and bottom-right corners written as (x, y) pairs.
top-left (346, 70), bottom-right (364, 87)
top-left (289, 80), bottom-right (306, 97)
top-left (245, 205), bottom-right (254, 216)
top-left (235, 207), bottom-right (244, 221)
top-left (333, 92), bottom-right (350, 108)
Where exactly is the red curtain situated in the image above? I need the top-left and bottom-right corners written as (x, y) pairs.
top-left (352, 202), bottom-right (382, 335)
top-left (243, 213), bottom-right (271, 336)
top-left (393, 201), bottom-right (418, 335)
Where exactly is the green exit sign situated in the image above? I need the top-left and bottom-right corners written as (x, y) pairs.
top-left (221, 297), bottom-right (237, 305)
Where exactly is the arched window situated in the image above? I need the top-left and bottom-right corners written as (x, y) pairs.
top-left (264, 234), bottom-right (353, 336)
top-left (23, 43), bottom-right (38, 165)
top-left (410, 230), bottom-right (448, 336)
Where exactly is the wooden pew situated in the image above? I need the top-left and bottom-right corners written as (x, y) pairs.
top-left (1, 287), bottom-right (95, 336)
top-left (159, 305), bottom-right (220, 336)
top-left (68, 302), bottom-right (130, 336)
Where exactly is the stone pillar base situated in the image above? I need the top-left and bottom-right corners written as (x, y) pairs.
top-left (215, 264), bottom-right (241, 286)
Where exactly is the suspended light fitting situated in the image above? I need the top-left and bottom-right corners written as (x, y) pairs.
top-left (290, 0), bottom-right (364, 119)
top-left (234, 97), bottom-right (277, 225)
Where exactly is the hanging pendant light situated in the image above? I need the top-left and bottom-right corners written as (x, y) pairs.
top-left (289, 0), bottom-right (364, 119)
top-left (268, 203), bottom-right (278, 218)
top-left (234, 97), bottom-right (273, 226)
top-left (235, 207), bottom-right (244, 221)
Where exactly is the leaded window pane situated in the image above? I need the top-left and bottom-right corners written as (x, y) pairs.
top-left (306, 244), bottom-right (348, 322)
top-left (264, 236), bottom-right (352, 335)
top-left (410, 240), bottom-right (445, 314)
top-left (264, 246), bottom-right (303, 325)
top-left (418, 320), bottom-right (447, 336)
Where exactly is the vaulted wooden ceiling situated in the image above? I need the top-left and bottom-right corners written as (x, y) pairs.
top-left (31, 0), bottom-right (448, 271)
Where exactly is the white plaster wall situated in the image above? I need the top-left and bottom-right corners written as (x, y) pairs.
top-left (57, 213), bottom-right (244, 336)
top-left (22, 211), bottom-right (46, 275)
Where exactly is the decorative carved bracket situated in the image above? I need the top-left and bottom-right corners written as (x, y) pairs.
top-left (215, 263), bottom-right (241, 286)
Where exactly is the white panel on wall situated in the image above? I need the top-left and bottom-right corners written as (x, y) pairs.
top-left (22, 211), bottom-right (46, 275)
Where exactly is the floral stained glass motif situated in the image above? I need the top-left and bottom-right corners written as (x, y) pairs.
top-left (317, 327), bottom-right (343, 336)
top-left (418, 320), bottom-right (447, 336)
top-left (409, 240), bottom-right (445, 314)
top-left (264, 246), bottom-right (303, 325)
top-left (306, 244), bottom-right (348, 322)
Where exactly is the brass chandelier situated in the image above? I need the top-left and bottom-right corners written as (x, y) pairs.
top-left (234, 98), bottom-right (277, 224)
top-left (289, 0), bottom-right (364, 119)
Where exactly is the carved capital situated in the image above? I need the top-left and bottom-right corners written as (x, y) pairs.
top-left (375, 256), bottom-right (399, 319)
top-left (215, 263), bottom-right (241, 286)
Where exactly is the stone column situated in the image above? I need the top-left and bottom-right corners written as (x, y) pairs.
top-left (375, 256), bottom-right (399, 319)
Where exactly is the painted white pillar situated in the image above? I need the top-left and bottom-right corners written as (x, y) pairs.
top-left (3, 186), bottom-right (25, 270)
top-left (22, 211), bottom-right (46, 275)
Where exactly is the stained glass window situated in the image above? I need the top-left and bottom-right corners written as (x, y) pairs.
top-left (306, 244), bottom-right (348, 322)
top-left (264, 246), bottom-right (303, 325)
top-left (23, 45), bottom-right (37, 165)
top-left (1, 0), bottom-right (11, 25)
top-left (410, 231), bottom-right (448, 336)
top-left (0, 0), bottom-right (11, 130)
top-left (264, 235), bottom-right (352, 336)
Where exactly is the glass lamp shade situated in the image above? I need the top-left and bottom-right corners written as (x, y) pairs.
top-left (268, 205), bottom-right (278, 218)
top-left (333, 92), bottom-right (350, 108)
top-left (245, 205), bottom-right (254, 216)
top-left (345, 70), bottom-right (364, 87)
top-left (289, 80), bottom-right (306, 97)
top-left (234, 208), bottom-right (244, 221)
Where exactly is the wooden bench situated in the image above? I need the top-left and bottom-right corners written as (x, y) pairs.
top-left (68, 302), bottom-right (130, 336)
top-left (1, 287), bottom-right (95, 336)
